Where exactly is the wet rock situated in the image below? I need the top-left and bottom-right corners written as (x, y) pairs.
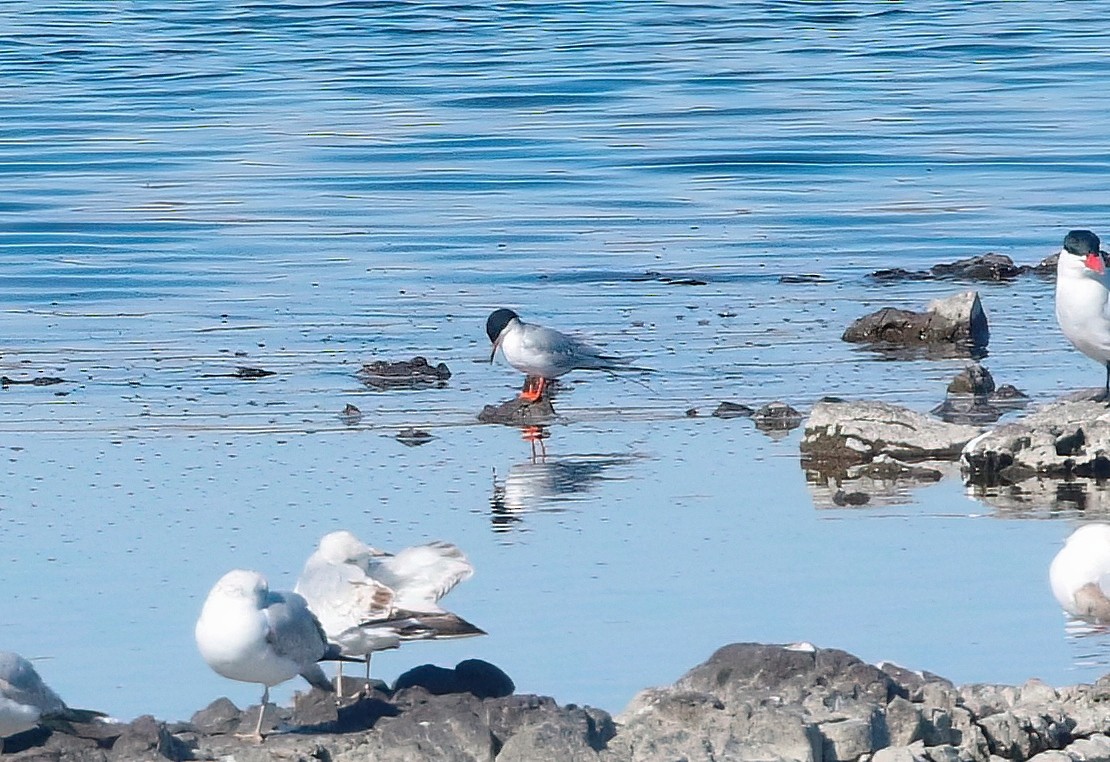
top-left (357, 356), bottom-right (451, 389)
top-left (780, 273), bottom-right (835, 284)
top-left (962, 399), bottom-right (1110, 489)
top-left (338, 403), bottom-right (362, 425)
top-left (478, 395), bottom-right (556, 425)
top-left (630, 270), bottom-right (708, 286)
top-left (753, 400), bottom-right (803, 431)
top-left (930, 254), bottom-right (1025, 281)
top-left (869, 254), bottom-right (1046, 282)
top-left (712, 401), bottom-right (755, 419)
top-left (932, 364), bottom-right (1029, 425)
top-left (0, 375), bottom-right (67, 387)
top-left (842, 291), bottom-right (989, 357)
top-left (395, 427), bottom-right (434, 446)
top-left (802, 400), bottom-right (981, 474)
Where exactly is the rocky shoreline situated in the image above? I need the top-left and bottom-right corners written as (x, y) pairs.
top-left (7, 642), bottom-right (1109, 762)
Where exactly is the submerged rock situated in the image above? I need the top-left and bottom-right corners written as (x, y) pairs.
top-left (357, 356), bottom-right (451, 389)
top-left (931, 363), bottom-right (1028, 425)
top-left (753, 400), bottom-right (803, 432)
top-left (712, 401), bottom-right (756, 419)
top-left (478, 394), bottom-right (556, 425)
top-left (870, 253), bottom-right (1049, 282)
top-left (842, 291), bottom-right (989, 358)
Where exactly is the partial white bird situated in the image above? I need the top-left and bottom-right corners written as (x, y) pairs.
top-left (1055, 229), bottom-right (1110, 400)
top-left (0, 652), bottom-right (102, 752)
top-left (486, 308), bottom-right (645, 401)
top-left (195, 569), bottom-right (337, 740)
top-left (1049, 523), bottom-right (1110, 623)
top-left (295, 531), bottom-right (485, 693)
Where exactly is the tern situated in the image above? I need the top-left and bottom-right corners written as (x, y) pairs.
top-left (1055, 229), bottom-right (1110, 400)
top-left (195, 569), bottom-right (341, 740)
top-left (1049, 523), bottom-right (1110, 623)
top-left (295, 531), bottom-right (485, 695)
top-left (485, 308), bottom-right (644, 401)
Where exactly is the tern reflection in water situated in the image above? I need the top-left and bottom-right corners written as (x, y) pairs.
top-left (489, 448), bottom-right (642, 533)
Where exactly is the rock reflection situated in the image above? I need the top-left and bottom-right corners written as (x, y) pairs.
top-left (489, 442), bottom-right (641, 534)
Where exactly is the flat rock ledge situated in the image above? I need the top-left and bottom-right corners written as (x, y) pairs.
top-left (802, 400), bottom-right (981, 477)
top-left (962, 399), bottom-right (1110, 484)
top-left (961, 398), bottom-right (1110, 512)
top-left (11, 643), bottom-right (1110, 762)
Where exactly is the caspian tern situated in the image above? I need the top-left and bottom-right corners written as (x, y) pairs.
top-left (485, 308), bottom-right (644, 401)
top-left (195, 569), bottom-right (337, 740)
top-left (1055, 229), bottom-right (1110, 400)
top-left (1049, 522), bottom-right (1110, 623)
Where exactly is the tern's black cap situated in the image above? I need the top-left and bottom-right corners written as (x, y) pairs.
top-left (1064, 229), bottom-right (1101, 256)
top-left (486, 308), bottom-right (519, 343)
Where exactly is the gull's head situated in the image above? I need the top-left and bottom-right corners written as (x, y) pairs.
top-left (317, 530), bottom-right (373, 564)
top-left (486, 308), bottom-right (520, 362)
top-left (1063, 229), bottom-right (1106, 275)
top-left (210, 569), bottom-right (268, 605)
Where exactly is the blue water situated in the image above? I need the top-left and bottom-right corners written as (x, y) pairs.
top-left (2, 1), bottom-right (1110, 722)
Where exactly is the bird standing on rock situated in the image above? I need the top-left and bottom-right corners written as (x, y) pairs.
top-left (295, 531), bottom-right (485, 696)
top-left (195, 569), bottom-right (340, 741)
top-left (486, 308), bottom-right (645, 401)
top-left (1055, 229), bottom-right (1110, 400)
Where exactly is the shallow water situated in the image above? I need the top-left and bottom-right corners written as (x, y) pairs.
top-left (3, 1), bottom-right (1110, 722)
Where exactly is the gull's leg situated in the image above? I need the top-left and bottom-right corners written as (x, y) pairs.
top-left (251, 685), bottom-right (270, 742)
top-left (1103, 363), bottom-right (1109, 403)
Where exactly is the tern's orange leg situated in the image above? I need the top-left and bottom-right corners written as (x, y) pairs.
top-left (519, 375), bottom-right (544, 402)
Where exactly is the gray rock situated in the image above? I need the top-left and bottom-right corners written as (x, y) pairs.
top-left (886, 696), bottom-right (925, 747)
top-left (1061, 734), bottom-right (1110, 762)
top-left (497, 717), bottom-right (602, 762)
top-left (802, 400), bottom-right (981, 474)
top-left (842, 291), bottom-right (988, 356)
top-left (962, 400), bottom-right (1110, 494)
top-left (189, 697), bottom-right (241, 735)
top-left (874, 744), bottom-right (929, 762)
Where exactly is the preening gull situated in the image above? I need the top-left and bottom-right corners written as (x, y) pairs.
top-left (1050, 523), bottom-right (1110, 623)
top-left (0, 651), bottom-right (103, 752)
top-left (195, 569), bottom-right (336, 740)
top-left (295, 530), bottom-right (485, 693)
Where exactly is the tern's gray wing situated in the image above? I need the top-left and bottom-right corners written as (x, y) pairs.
top-left (521, 322), bottom-right (639, 373)
top-left (263, 591), bottom-right (333, 691)
top-left (0, 652), bottom-right (65, 716)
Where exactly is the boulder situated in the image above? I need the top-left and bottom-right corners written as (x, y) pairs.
top-left (842, 291), bottom-right (989, 356)
top-left (962, 400), bottom-right (1110, 502)
top-left (802, 400), bottom-right (981, 474)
